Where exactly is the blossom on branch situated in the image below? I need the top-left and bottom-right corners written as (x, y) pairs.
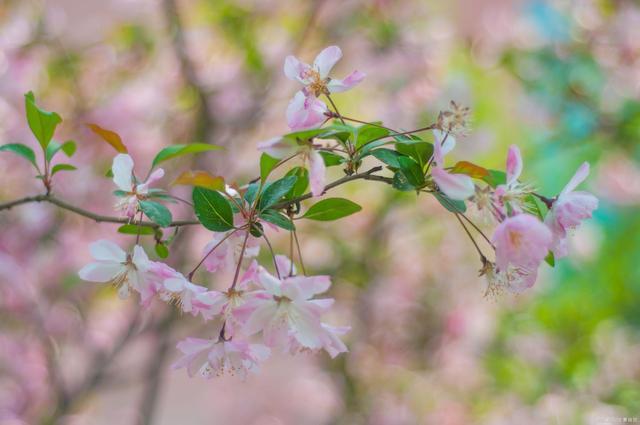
top-left (112, 154), bottom-right (164, 218)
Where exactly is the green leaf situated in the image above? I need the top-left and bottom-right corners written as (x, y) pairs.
top-left (396, 141), bottom-right (433, 169)
top-left (117, 224), bottom-right (155, 235)
top-left (483, 169), bottom-right (507, 188)
top-left (24, 91), bottom-right (62, 150)
top-left (318, 151), bottom-right (344, 167)
top-left (284, 167), bottom-right (309, 199)
top-left (545, 251), bottom-right (555, 267)
top-left (260, 153), bottom-right (280, 182)
top-left (397, 156), bottom-right (425, 187)
top-left (260, 209), bottom-right (295, 230)
top-left (155, 243), bottom-right (169, 259)
top-left (355, 124), bottom-right (389, 148)
top-left (433, 192), bottom-right (467, 213)
top-left (392, 171), bottom-right (415, 191)
top-left (0, 143), bottom-right (37, 168)
top-left (113, 189), bottom-right (128, 197)
top-left (139, 200), bottom-right (172, 227)
top-left (259, 176), bottom-right (298, 210)
top-left (371, 148), bottom-right (403, 168)
top-left (45, 140), bottom-right (76, 162)
top-left (51, 163), bottom-right (77, 175)
top-left (151, 143), bottom-right (223, 168)
top-left (244, 182), bottom-right (260, 206)
top-left (192, 187), bottom-right (234, 231)
top-left (357, 139), bottom-right (392, 157)
top-left (302, 198), bottom-right (362, 221)
top-left (282, 127), bottom-right (330, 142)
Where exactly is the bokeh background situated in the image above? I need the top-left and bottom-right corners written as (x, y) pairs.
top-left (1, 0), bottom-right (640, 424)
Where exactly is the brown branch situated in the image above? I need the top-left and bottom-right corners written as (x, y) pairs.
top-left (0, 194), bottom-right (199, 229)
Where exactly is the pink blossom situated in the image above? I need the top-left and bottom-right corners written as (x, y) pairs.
top-left (289, 323), bottom-right (350, 358)
top-left (545, 162), bottom-right (598, 258)
top-left (172, 337), bottom-right (270, 379)
top-left (493, 214), bottom-right (552, 274)
top-left (112, 154), bottom-right (164, 218)
top-left (286, 90), bottom-right (328, 130)
top-left (495, 145), bottom-right (531, 215)
top-left (284, 45), bottom-right (365, 98)
top-left (243, 261), bottom-right (340, 353)
top-left (257, 135), bottom-right (326, 196)
top-left (162, 273), bottom-right (216, 319)
top-left (78, 240), bottom-right (152, 299)
top-left (431, 129), bottom-right (475, 200)
top-left (202, 229), bottom-right (260, 274)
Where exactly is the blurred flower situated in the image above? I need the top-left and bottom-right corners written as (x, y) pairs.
top-left (431, 129), bottom-right (475, 200)
top-left (437, 100), bottom-right (471, 136)
top-left (112, 153), bottom-right (164, 218)
top-left (285, 90), bottom-right (328, 130)
top-left (494, 145), bottom-right (533, 216)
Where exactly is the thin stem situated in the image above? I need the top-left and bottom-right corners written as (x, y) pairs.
top-left (187, 229), bottom-right (238, 280)
top-left (293, 229), bottom-right (307, 275)
top-left (289, 228), bottom-right (295, 276)
top-left (454, 213), bottom-right (486, 262)
top-left (325, 93), bottom-right (346, 126)
top-left (230, 231), bottom-right (251, 289)
top-left (434, 191), bottom-right (496, 249)
top-left (135, 210), bottom-right (144, 244)
top-left (261, 231), bottom-right (281, 279)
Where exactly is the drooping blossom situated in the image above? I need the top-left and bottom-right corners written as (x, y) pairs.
top-left (430, 129), bottom-right (475, 200)
top-left (545, 162), bottom-right (598, 258)
top-left (494, 145), bottom-right (533, 216)
top-left (288, 323), bottom-right (350, 358)
top-left (242, 258), bottom-right (344, 354)
top-left (161, 273), bottom-right (217, 319)
top-left (78, 240), bottom-right (151, 299)
top-left (286, 90), bottom-right (329, 130)
top-left (480, 259), bottom-right (540, 295)
top-left (284, 45), bottom-right (365, 98)
top-left (492, 213), bottom-right (552, 290)
top-left (112, 154), bottom-right (165, 218)
top-left (258, 135), bottom-right (326, 196)
top-left (172, 337), bottom-right (270, 379)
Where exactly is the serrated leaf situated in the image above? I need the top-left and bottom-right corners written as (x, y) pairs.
top-left (117, 224), bottom-right (155, 235)
top-left (152, 143), bottom-right (223, 168)
top-left (433, 192), bottom-right (467, 213)
top-left (259, 176), bottom-right (297, 210)
top-left (0, 143), bottom-right (37, 168)
top-left (260, 209), bottom-right (295, 230)
top-left (450, 161), bottom-right (489, 179)
top-left (192, 187), bottom-right (234, 231)
top-left (51, 163), bottom-right (77, 175)
top-left (302, 198), bottom-right (362, 221)
top-left (260, 153), bottom-right (280, 182)
top-left (173, 170), bottom-right (224, 191)
top-left (25, 91), bottom-right (62, 150)
top-left (139, 200), bottom-right (172, 227)
top-left (284, 167), bottom-right (309, 199)
top-left (87, 123), bottom-right (128, 153)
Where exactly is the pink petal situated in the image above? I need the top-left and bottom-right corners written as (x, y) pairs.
top-left (327, 70), bottom-right (366, 93)
top-left (257, 137), bottom-right (296, 159)
top-left (506, 145), bottom-right (523, 186)
top-left (112, 154), bottom-right (134, 191)
top-left (313, 46), bottom-right (342, 79)
top-left (286, 92), bottom-right (328, 130)
top-left (493, 214), bottom-right (552, 271)
top-left (432, 166), bottom-right (475, 200)
top-left (309, 149), bottom-right (326, 197)
top-left (561, 162), bottom-right (590, 196)
top-left (284, 55), bottom-right (311, 84)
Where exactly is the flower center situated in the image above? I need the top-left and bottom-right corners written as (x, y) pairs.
top-left (303, 68), bottom-right (329, 97)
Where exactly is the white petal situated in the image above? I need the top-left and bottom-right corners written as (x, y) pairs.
top-left (112, 154), bottom-right (134, 191)
top-left (313, 46), bottom-right (342, 79)
top-left (89, 240), bottom-right (126, 262)
top-left (78, 262), bottom-right (124, 282)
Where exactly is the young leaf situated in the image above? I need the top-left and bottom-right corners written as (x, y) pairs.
top-left (139, 200), bottom-right (172, 227)
top-left (284, 167), bottom-right (309, 199)
top-left (155, 242), bottom-right (170, 259)
top-left (482, 169), bottom-right (506, 188)
top-left (61, 140), bottom-right (76, 157)
top-left (433, 192), bottom-right (467, 213)
top-left (355, 124), bottom-right (389, 148)
top-left (173, 170), bottom-right (225, 191)
top-left (260, 153), bottom-right (280, 182)
top-left (117, 224), bottom-right (155, 235)
top-left (51, 163), bottom-right (77, 175)
top-left (397, 156), bottom-right (425, 187)
top-left (192, 187), bottom-right (234, 231)
top-left (151, 143), bottom-right (222, 168)
top-left (392, 171), bottom-right (415, 191)
top-left (301, 198), bottom-right (362, 221)
top-left (244, 182), bottom-right (260, 206)
top-left (396, 142), bottom-right (433, 169)
top-left (87, 123), bottom-right (128, 153)
top-left (259, 209), bottom-right (295, 230)
top-left (450, 161), bottom-right (489, 179)
top-left (45, 140), bottom-right (76, 162)
top-left (544, 251), bottom-right (555, 267)
top-left (282, 127), bottom-right (330, 142)
top-left (0, 143), bottom-right (37, 168)
top-left (371, 148), bottom-right (403, 168)
top-left (259, 176), bottom-right (298, 210)
top-left (318, 151), bottom-right (344, 167)
top-left (25, 92), bottom-right (62, 150)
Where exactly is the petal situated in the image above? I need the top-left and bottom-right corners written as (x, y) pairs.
top-left (257, 137), bottom-right (296, 159)
top-left (132, 245), bottom-right (150, 270)
top-left (308, 149), bottom-right (326, 197)
top-left (432, 129), bottom-right (456, 165)
top-left (274, 255), bottom-right (295, 278)
top-left (112, 154), bottom-right (134, 191)
top-left (164, 277), bottom-right (186, 292)
top-left (289, 304), bottom-right (324, 348)
top-left (561, 162), bottom-right (590, 197)
top-left (78, 262), bottom-right (124, 282)
top-left (89, 240), bottom-right (126, 262)
top-left (257, 268), bottom-right (282, 296)
top-left (327, 70), bottom-right (366, 93)
top-left (284, 55), bottom-right (311, 84)
top-left (313, 46), bottom-right (342, 78)
top-left (286, 92), bottom-right (328, 130)
top-left (432, 167), bottom-right (475, 200)
top-left (285, 275), bottom-right (331, 300)
top-left (506, 145), bottom-right (523, 186)
top-left (138, 168), bottom-right (165, 193)
top-left (244, 302), bottom-right (278, 336)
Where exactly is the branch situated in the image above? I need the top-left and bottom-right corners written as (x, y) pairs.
top-left (270, 166), bottom-right (392, 210)
top-left (0, 194), bottom-right (199, 229)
